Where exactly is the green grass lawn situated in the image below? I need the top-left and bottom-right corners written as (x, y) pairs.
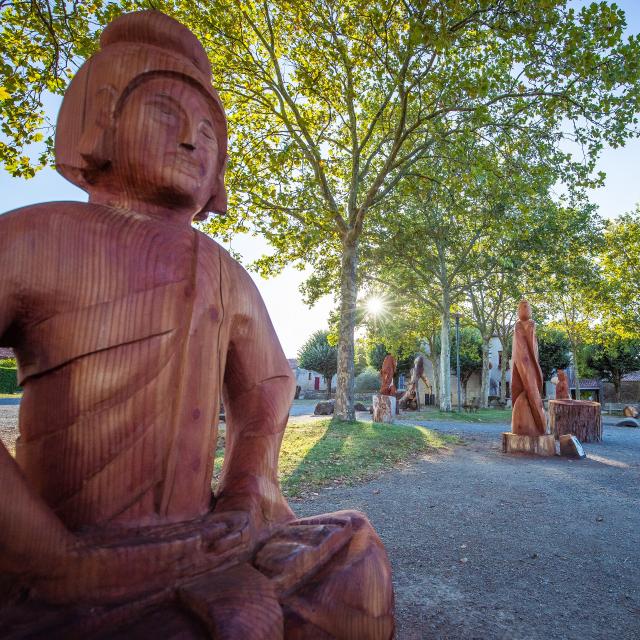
top-left (404, 406), bottom-right (512, 424)
top-left (214, 418), bottom-right (458, 498)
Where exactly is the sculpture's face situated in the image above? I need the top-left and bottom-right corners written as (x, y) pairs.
top-left (111, 76), bottom-right (219, 213)
top-left (518, 300), bottom-right (532, 321)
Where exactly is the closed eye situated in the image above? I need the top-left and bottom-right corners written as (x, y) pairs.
top-left (199, 121), bottom-right (216, 142)
top-left (147, 96), bottom-right (183, 123)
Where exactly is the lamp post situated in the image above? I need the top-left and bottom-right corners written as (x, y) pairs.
top-left (454, 312), bottom-right (461, 412)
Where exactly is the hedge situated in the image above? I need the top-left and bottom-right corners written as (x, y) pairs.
top-left (0, 366), bottom-right (20, 394)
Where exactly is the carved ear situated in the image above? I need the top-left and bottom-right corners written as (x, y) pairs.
top-left (197, 154), bottom-right (228, 220)
top-left (78, 85), bottom-right (118, 172)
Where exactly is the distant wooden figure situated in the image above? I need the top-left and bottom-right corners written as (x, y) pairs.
top-left (555, 370), bottom-right (570, 400)
top-left (379, 354), bottom-right (397, 396)
top-left (503, 300), bottom-right (555, 456)
top-left (0, 10), bottom-right (393, 638)
top-left (399, 356), bottom-right (430, 411)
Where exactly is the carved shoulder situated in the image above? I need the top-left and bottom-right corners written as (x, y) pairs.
top-left (212, 240), bottom-right (262, 320)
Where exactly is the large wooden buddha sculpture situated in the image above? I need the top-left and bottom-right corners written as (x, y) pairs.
top-left (0, 11), bottom-right (393, 638)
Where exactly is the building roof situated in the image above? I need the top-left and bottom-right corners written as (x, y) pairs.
top-left (287, 358), bottom-right (298, 369)
top-left (0, 347), bottom-right (14, 359)
top-left (573, 378), bottom-right (600, 390)
top-left (622, 370), bottom-right (640, 382)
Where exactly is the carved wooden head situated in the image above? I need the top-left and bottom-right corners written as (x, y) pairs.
top-left (518, 299), bottom-right (532, 321)
top-left (55, 10), bottom-right (227, 220)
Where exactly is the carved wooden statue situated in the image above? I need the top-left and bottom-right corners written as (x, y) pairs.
top-left (399, 355), bottom-right (430, 411)
top-left (379, 354), bottom-right (397, 396)
top-left (510, 300), bottom-right (547, 436)
top-left (503, 300), bottom-right (555, 456)
top-left (0, 11), bottom-right (394, 638)
top-left (555, 369), bottom-right (570, 400)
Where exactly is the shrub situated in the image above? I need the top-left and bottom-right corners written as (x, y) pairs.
top-left (0, 366), bottom-right (20, 394)
top-left (0, 358), bottom-right (16, 368)
top-left (355, 366), bottom-right (380, 392)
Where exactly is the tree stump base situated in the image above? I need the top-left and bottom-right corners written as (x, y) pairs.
top-left (372, 394), bottom-right (395, 423)
top-left (549, 400), bottom-right (602, 443)
top-left (502, 433), bottom-right (556, 456)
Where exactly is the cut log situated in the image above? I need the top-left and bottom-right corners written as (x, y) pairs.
top-left (549, 400), bottom-right (602, 443)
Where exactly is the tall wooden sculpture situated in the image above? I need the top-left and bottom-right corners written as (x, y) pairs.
top-left (502, 300), bottom-right (556, 456)
top-left (0, 11), bottom-right (394, 638)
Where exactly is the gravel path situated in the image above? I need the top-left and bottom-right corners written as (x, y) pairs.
top-left (293, 420), bottom-right (640, 639)
top-left (0, 405), bottom-right (18, 452)
top-left (2, 406), bottom-right (638, 639)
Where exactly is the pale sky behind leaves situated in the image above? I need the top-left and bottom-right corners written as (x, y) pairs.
top-left (1, 0), bottom-right (639, 357)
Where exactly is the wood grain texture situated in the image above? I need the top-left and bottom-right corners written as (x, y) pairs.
top-left (0, 10), bottom-right (394, 638)
top-left (549, 400), bottom-right (603, 443)
top-left (502, 432), bottom-right (556, 456)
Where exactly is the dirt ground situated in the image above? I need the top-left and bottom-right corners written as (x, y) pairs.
top-left (1, 405), bottom-right (638, 639)
top-left (292, 418), bottom-right (640, 639)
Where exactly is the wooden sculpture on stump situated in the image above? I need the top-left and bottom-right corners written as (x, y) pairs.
top-left (0, 11), bottom-right (394, 639)
top-left (554, 370), bottom-right (571, 400)
top-left (502, 300), bottom-right (556, 456)
top-left (373, 355), bottom-right (397, 423)
top-left (549, 370), bottom-right (602, 443)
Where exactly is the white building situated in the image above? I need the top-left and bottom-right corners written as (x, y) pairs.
top-left (288, 359), bottom-right (337, 397)
top-left (411, 336), bottom-right (512, 406)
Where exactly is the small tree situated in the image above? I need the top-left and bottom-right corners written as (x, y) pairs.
top-left (585, 331), bottom-right (640, 402)
top-left (298, 330), bottom-right (338, 399)
top-left (537, 327), bottom-right (572, 383)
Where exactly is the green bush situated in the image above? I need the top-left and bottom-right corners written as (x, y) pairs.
top-left (0, 366), bottom-right (20, 394)
top-left (0, 358), bottom-right (16, 368)
top-left (355, 366), bottom-right (380, 392)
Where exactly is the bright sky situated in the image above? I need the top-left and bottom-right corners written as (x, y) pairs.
top-left (1, 1), bottom-right (639, 358)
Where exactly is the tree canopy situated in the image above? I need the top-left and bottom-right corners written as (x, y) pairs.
top-left (3, 1), bottom-right (640, 417)
top-left (537, 326), bottom-right (572, 382)
top-left (585, 330), bottom-right (640, 401)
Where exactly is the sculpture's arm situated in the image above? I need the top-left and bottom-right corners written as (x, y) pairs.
top-left (0, 446), bottom-right (78, 575)
top-left (216, 264), bottom-right (295, 526)
top-left (0, 216), bottom-right (78, 575)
